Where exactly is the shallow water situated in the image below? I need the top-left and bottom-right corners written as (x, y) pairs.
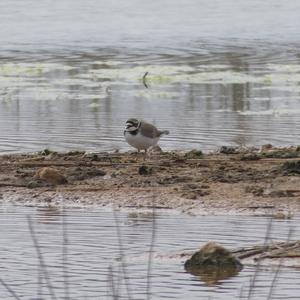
top-left (0, 206), bottom-right (300, 299)
top-left (0, 0), bottom-right (300, 153)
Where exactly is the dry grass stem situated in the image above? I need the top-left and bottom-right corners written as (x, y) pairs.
top-left (27, 215), bottom-right (58, 300)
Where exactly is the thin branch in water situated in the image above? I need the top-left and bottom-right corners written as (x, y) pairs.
top-left (0, 278), bottom-right (21, 300)
top-left (143, 72), bottom-right (149, 88)
top-left (62, 206), bottom-right (70, 300)
top-left (113, 209), bottom-right (132, 300)
top-left (247, 216), bottom-right (274, 300)
top-left (27, 215), bottom-right (57, 300)
top-left (107, 265), bottom-right (119, 300)
top-left (146, 201), bottom-right (157, 300)
top-left (116, 261), bottom-right (122, 299)
top-left (267, 227), bottom-right (294, 300)
top-left (37, 265), bottom-right (43, 298)
top-left (238, 284), bottom-right (245, 300)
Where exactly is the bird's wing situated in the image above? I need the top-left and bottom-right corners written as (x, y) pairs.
top-left (140, 122), bottom-right (160, 138)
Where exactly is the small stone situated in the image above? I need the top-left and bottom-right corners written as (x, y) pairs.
top-left (267, 190), bottom-right (295, 197)
top-left (245, 186), bottom-right (264, 196)
top-left (261, 144), bottom-right (273, 151)
top-left (86, 169), bottom-right (106, 177)
top-left (34, 167), bottom-right (68, 185)
top-left (91, 154), bottom-right (99, 161)
top-left (273, 212), bottom-right (292, 219)
top-left (181, 192), bottom-right (197, 199)
top-left (219, 146), bottom-right (239, 154)
top-left (240, 153), bottom-right (260, 161)
top-left (281, 161), bottom-right (300, 175)
top-left (138, 165), bottom-right (153, 176)
top-left (39, 149), bottom-right (56, 156)
top-left (148, 145), bottom-right (163, 154)
top-left (66, 150), bottom-right (85, 156)
top-left (27, 180), bottom-right (43, 189)
top-left (184, 149), bottom-right (203, 159)
top-left (200, 184), bottom-right (210, 189)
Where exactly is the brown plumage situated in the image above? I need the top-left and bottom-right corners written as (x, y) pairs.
top-left (139, 121), bottom-right (169, 138)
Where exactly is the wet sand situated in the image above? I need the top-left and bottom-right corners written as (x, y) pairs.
top-left (0, 146), bottom-right (299, 215)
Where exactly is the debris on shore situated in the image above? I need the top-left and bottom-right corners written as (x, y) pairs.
top-left (0, 146), bottom-right (299, 214)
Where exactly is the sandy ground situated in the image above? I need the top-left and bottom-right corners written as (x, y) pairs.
top-left (0, 145), bottom-right (299, 216)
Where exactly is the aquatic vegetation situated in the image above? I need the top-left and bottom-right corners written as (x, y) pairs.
top-left (0, 63), bottom-right (74, 77)
top-left (237, 109), bottom-right (300, 116)
top-left (266, 64), bottom-right (300, 73)
top-left (136, 90), bottom-right (177, 99)
top-left (87, 102), bottom-right (101, 108)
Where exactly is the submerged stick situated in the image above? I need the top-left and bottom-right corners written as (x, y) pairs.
top-left (62, 206), bottom-right (70, 300)
top-left (107, 265), bottom-right (119, 300)
top-left (113, 210), bottom-right (132, 300)
top-left (146, 201), bottom-right (157, 300)
top-left (37, 265), bottom-right (43, 298)
top-left (143, 72), bottom-right (149, 88)
top-left (267, 227), bottom-right (294, 300)
top-left (247, 216), bottom-right (274, 300)
top-left (234, 241), bottom-right (300, 260)
top-left (27, 216), bottom-right (57, 300)
top-left (0, 278), bottom-right (22, 300)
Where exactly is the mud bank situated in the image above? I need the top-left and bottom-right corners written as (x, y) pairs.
top-left (0, 146), bottom-right (299, 215)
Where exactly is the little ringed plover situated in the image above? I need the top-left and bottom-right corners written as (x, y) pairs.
top-left (124, 118), bottom-right (169, 152)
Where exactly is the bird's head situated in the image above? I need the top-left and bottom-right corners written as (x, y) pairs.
top-left (125, 118), bottom-right (140, 132)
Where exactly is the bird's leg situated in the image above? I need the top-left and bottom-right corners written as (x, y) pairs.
top-left (142, 149), bottom-right (147, 161)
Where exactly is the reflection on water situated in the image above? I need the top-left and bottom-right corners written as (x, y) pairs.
top-left (0, 0), bottom-right (300, 153)
top-left (0, 206), bottom-right (300, 299)
top-left (187, 266), bottom-right (241, 286)
top-left (1, 49), bottom-right (300, 153)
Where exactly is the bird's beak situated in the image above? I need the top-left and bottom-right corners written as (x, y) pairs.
top-left (125, 122), bottom-right (131, 131)
top-left (125, 122), bottom-right (137, 132)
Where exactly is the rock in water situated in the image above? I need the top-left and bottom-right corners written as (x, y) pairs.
top-left (34, 167), bottom-right (68, 185)
top-left (184, 242), bottom-right (242, 284)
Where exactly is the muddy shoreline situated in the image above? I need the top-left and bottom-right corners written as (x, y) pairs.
top-left (0, 146), bottom-right (299, 215)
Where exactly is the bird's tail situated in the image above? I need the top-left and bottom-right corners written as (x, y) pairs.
top-left (160, 130), bottom-right (170, 136)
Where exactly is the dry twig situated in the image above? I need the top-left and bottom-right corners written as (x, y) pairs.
top-left (27, 216), bottom-right (57, 300)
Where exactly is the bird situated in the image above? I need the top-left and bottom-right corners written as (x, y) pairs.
top-left (124, 118), bottom-right (169, 152)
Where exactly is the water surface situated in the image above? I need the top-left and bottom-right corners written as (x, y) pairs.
top-left (0, 0), bottom-right (300, 153)
top-left (0, 206), bottom-right (300, 299)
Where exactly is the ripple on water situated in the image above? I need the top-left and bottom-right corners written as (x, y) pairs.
top-left (0, 1), bottom-right (300, 153)
top-left (0, 207), bottom-right (300, 299)
top-left (1, 48), bottom-right (300, 153)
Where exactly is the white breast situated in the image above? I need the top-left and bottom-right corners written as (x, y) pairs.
top-left (125, 131), bottom-right (160, 150)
